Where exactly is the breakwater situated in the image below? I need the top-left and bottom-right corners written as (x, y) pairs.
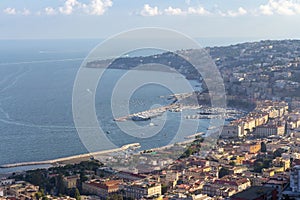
top-left (0, 143), bottom-right (140, 168)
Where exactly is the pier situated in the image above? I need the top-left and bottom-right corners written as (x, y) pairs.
top-left (113, 92), bottom-right (200, 122)
top-left (114, 104), bottom-right (177, 122)
top-left (0, 143), bottom-right (140, 168)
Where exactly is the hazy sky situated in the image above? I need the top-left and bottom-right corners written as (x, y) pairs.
top-left (1, 0), bottom-right (300, 40)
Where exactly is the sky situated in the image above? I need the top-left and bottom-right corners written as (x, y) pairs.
top-left (1, 0), bottom-right (300, 41)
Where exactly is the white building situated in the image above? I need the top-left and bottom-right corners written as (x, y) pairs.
top-left (290, 165), bottom-right (300, 193)
top-left (220, 124), bottom-right (244, 139)
top-left (254, 124), bottom-right (285, 137)
top-left (123, 181), bottom-right (161, 199)
top-left (0, 179), bottom-right (14, 186)
top-left (0, 188), bottom-right (4, 197)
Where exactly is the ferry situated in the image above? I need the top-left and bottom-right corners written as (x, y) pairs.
top-left (207, 126), bottom-right (217, 130)
top-left (184, 132), bottom-right (205, 139)
top-left (131, 115), bottom-right (150, 121)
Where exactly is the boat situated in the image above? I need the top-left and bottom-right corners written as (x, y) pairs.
top-left (207, 126), bottom-right (217, 130)
top-left (184, 132), bottom-right (205, 139)
top-left (131, 115), bottom-right (150, 121)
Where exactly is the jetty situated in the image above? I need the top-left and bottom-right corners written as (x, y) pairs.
top-left (114, 105), bottom-right (176, 122)
top-left (114, 103), bottom-right (202, 122)
top-left (0, 143), bottom-right (140, 168)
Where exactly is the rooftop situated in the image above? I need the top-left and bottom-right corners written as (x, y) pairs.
top-left (231, 186), bottom-right (275, 200)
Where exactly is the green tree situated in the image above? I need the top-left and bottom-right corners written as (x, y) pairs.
top-left (219, 167), bottom-right (230, 178)
top-left (254, 161), bottom-right (263, 173)
top-left (75, 188), bottom-right (81, 200)
top-left (56, 174), bottom-right (66, 195)
top-left (274, 148), bottom-right (286, 158)
top-left (107, 194), bottom-right (123, 200)
top-left (80, 172), bottom-right (88, 183)
top-left (261, 142), bottom-right (267, 152)
top-left (262, 159), bottom-right (271, 168)
top-left (35, 192), bottom-right (43, 200)
top-left (180, 147), bottom-right (193, 158)
top-left (161, 184), bottom-right (168, 195)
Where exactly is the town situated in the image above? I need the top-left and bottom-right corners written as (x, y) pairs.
top-left (2, 39), bottom-right (300, 200)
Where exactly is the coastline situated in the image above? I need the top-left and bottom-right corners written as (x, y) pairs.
top-left (0, 143), bottom-right (140, 169)
top-left (0, 138), bottom-right (197, 170)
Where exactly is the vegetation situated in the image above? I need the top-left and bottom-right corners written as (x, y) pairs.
top-left (179, 137), bottom-right (204, 159)
top-left (161, 184), bottom-right (168, 195)
top-left (229, 161), bottom-right (236, 166)
top-left (218, 167), bottom-right (230, 178)
top-left (106, 194), bottom-right (123, 200)
top-left (260, 142), bottom-right (267, 152)
top-left (9, 160), bottom-right (102, 197)
top-left (273, 148), bottom-right (287, 158)
top-left (74, 188), bottom-right (81, 200)
top-left (253, 158), bottom-right (272, 173)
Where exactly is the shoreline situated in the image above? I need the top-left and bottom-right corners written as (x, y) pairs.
top-left (0, 143), bottom-right (140, 169)
top-left (0, 138), bottom-right (197, 170)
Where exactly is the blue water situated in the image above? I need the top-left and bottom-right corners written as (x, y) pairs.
top-left (0, 38), bottom-right (237, 172)
top-left (0, 40), bottom-right (98, 168)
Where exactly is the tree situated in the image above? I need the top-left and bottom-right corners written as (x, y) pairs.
top-left (56, 174), bottom-right (66, 195)
top-left (161, 184), bottom-right (168, 195)
top-left (262, 159), bottom-right (271, 168)
top-left (74, 188), bottom-right (81, 200)
top-left (261, 142), bottom-right (267, 152)
top-left (219, 167), bottom-right (230, 178)
top-left (274, 148), bottom-right (286, 158)
top-left (254, 161), bottom-right (263, 173)
top-left (107, 194), bottom-right (123, 200)
top-left (180, 147), bottom-right (193, 159)
top-left (282, 194), bottom-right (290, 200)
top-left (35, 192), bottom-right (43, 200)
top-left (80, 172), bottom-right (88, 183)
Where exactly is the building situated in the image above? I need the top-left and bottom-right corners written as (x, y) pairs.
top-left (82, 179), bottom-right (122, 199)
top-left (168, 193), bottom-right (212, 200)
top-left (164, 171), bottom-right (179, 188)
top-left (202, 183), bottom-right (236, 198)
top-left (272, 157), bottom-right (290, 171)
top-left (240, 143), bottom-right (261, 154)
top-left (230, 186), bottom-right (278, 200)
top-left (123, 180), bottom-right (161, 199)
top-left (6, 182), bottom-right (39, 199)
top-left (221, 124), bottom-right (244, 139)
top-left (202, 178), bottom-right (251, 198)
top-left (290, 165), bottom-right (300, 193)
top-left (264, 178), bottom-right (288, 197)
top-left (243, 118), bottom-right (256, 132)
top-left (254, 114), bottom-right (269, 127)
top-left (63, 175), bottom-right (80, 189)
top-left (0, 188), bottom-right (3, 197)
top-left (229, 167), bottom-right (247, 175)
top-left (115, 171), bottom-right (145, 181)
top-left (0, 179), bottom-right (14, 186)
top-left (254, 125), bottom-right (285, 137)
top-left (262, 168), bottom-right (275, 177)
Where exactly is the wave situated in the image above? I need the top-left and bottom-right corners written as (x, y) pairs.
top-left (0, 67), bottom-right (32, 94)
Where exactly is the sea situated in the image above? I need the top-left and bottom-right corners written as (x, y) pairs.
top-left (0, 37), bottom-right (254, 174)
